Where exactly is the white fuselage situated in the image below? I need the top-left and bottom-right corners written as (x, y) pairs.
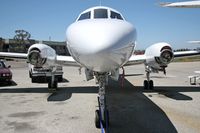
top-left (162, 0), bottom-right (200, 8)
top-left (66, 9), bottom-right (136, 72)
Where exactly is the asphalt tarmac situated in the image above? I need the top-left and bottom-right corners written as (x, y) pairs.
top-left (0, 61), bottom-right (200, 133)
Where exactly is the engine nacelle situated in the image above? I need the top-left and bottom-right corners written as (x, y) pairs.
top-left (27, 44), bottom-right (56, 67)
top-left (145, 42), bottom-right (174, 70)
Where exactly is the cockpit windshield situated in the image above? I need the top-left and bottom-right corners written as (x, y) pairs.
top-left (78, 11), bottom-right (91, 21)
top-left (110, 11), bottom-right (123, 20)
top-left (94, 9), bottom-right (108, 18)
top-left (77, 7), bottom-right (124, 21)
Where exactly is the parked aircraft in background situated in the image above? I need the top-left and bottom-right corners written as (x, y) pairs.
top-left (188, 41), bottom-right (200, 44)
top-left (160, 0), bottom-right (200, 8)
top-left (0, 6), bottom-right (200, 131)
top-left (160, 0), bottom-right (200, 54)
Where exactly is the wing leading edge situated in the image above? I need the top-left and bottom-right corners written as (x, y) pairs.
top-left (174, 50), bottom-right (200, 58)
top-left (0, 52), bottom-right (27, 59)
top-left (1, 49), bottom-right (200, 68)
top-left (0, 52), bottom-right (79, 67)
top-left (125, 54), bottom-right (146, 66)
top-left (126, 50), bottom-right (200, 66)
top-left (160, 1), bottom-right (200, 8)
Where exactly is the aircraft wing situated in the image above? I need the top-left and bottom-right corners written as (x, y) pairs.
top-left (124, 54), bottom-right (146, 66)
top-left (188, 41), bottom-right (200, 44)
top-left (1, 50), bottom-right (199, 68)
top-left (173, 50), bottom-right (200, 58)
top-left (160, 1), bottom-right (200, 8)
top-left (0, 52), bottom-right (80, 67)
top-left (125, 50), bottom-right (200, 66)
top-left (56, 55), bottom-right (80, 67)
top-left (0, 52), bottom-right (27, 60)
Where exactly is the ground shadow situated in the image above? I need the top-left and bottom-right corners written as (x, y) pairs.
top-left (61, 78), bottom-right (69, 83)
top-left (0, 79), bottom-right (200, 132)
top-left (0, 86), bottom-right (98, 102)
top-left (141, 86), bottom-right (200, 100)
top-left (0, 80), bottom-right (17, 87)
top-left (47, 87), bottom-right (98, 101)
top-left (106, 78), bottom-right (179, 133)
top-left (124, 74), bottom-right (144, 77)
top-left (32, 78), bottom-right (69, 83)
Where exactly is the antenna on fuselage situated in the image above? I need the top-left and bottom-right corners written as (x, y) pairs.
top-left (99, 0), bottom-right (102, 6)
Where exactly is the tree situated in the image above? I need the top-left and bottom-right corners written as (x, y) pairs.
top-left (13, 30), bottom-right (31, 52)
top-left (14, 29), bottom-right (31, 43)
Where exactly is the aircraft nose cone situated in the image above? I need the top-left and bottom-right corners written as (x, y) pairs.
top-left (67, 19), bottom-right (136, 54)
top-left (66, 19), bottom-right (136, 72)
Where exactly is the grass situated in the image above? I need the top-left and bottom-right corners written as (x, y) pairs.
top-left (173, 55), bottom-right (200, 62)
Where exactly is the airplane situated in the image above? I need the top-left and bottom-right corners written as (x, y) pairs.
top-left (0, 6), bottom-right (200, 130)
top-left (160, 0), bottom-right (200, 8)
top-left (188, 41), bottom-right (200, 44)
top-left (160, 1), bottom-right (200, 57)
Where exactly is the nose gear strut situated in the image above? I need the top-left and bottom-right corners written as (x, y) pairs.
top-left (95, 73), bottom-right (110, 132)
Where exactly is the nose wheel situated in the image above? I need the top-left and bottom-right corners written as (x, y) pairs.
top-left (95, 100), bottom-right (110, 129)
top-left (144, 80), bottom-right (154, 90)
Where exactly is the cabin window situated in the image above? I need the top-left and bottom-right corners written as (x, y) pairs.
top-left (110, 11), bottom-right (123, 20)
top-left (78, 11), bottom-right (91, 21)
top-left (94, 9), bottom-right (108, 18)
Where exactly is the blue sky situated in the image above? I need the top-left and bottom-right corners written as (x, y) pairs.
top-left (0, 0), bottom-right (200, 49)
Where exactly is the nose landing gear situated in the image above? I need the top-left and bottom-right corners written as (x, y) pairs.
top-left (94, 73), bottom-right (110, 132)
